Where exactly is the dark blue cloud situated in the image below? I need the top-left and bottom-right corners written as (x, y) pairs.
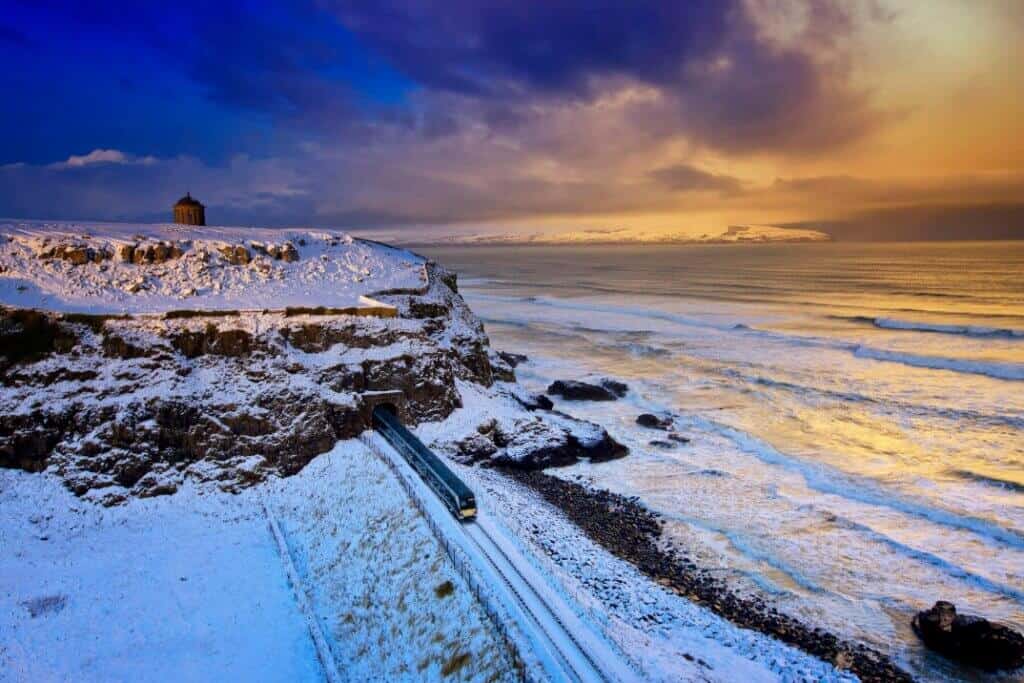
top-left (326, 0), bottom-right (879, 152)
top-left (0, 0), bottom-right (890, 225)
top-left (328, 1), bottom-right (736, 96)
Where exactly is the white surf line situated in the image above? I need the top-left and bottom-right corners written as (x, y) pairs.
top-left (263, 502), bottom-right (343, 683)
top-left (362, 431), bottom-right (641, 683)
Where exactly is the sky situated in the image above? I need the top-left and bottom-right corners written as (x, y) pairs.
top-left (1, 0), bottom-right (1022, 238)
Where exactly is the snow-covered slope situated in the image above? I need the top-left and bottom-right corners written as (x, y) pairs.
top-left (0, 441), bottom-right (516, 682)
top-left (0, 221), bottom-right (425, 314)
top-left (357, 223), bottom-right (830, 246)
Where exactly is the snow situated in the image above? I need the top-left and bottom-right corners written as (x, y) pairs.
top-left (0, 473), bottom-right (322, 683)
top-left (416, 382), bottom-right (860, 682)
top-left (0, 440), bottom-right (517, 682)
top-left (356, 223), bottom-right (829, 246)
top-left (0, 220), bottom-right (426, 314)
top-left (264, 440), bottom-right (516, 682)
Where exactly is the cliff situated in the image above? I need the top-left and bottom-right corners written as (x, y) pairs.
top-left (0, 222), bottom-right (623, 504)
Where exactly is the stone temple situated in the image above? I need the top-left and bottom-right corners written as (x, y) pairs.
top-left (173, 193), bottom-right (205, 226)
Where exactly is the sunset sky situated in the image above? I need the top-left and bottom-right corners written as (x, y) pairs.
top-left (1, 0), bottom-right (1021, 237)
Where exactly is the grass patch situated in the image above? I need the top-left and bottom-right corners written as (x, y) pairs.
top-left (164, 309), bottom-right (241, 319)
top-left (61, 312), bottom-right (129, 333)
top-left (440, 651), bottom-right (472, 677)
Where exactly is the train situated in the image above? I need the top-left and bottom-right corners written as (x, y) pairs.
top-left (372, 405), bottom-right (477, 520)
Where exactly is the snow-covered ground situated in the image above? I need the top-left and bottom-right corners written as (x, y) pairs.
top-left (0, 440), bottom-right (516, 682)
top-left (357, 223), bottom-right (829, 246)
top-left (0, 221), bottom-right (425, 314)
top-left (416, 382), bottom-right (859, 683)
top-left (0, 472), bottom-right (323, 682)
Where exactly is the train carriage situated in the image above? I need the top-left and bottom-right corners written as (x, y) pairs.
top-left (372, 406), bottom-right (477, 520)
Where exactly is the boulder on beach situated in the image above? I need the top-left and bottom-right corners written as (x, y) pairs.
top-left (504, 385), bottom-right (554, 411)
top-left (600, 378), bottom-right (629, 397)
top-left (636, 413), bottom-right (672, 430)
top-left (548, 379), bottom-right (620, 401)
top-left (912, 601), bottom-right (1024, 671)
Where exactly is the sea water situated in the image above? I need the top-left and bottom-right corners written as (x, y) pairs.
top-left (422, 241), bottom-right (1024, 681)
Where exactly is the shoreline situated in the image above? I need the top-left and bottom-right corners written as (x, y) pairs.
top-left (504, 468), bottom-right (915, 683)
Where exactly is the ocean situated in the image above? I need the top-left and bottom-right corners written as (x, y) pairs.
top-left (421, 241), bottom-right (1024, 681)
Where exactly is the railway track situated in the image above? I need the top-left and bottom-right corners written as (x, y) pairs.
top-left (463, 517), bottom-right (612, 683)
top-left (364, 418), bottom-right (640, 683)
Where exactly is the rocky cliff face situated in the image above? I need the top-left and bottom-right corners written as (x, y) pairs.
top-left (0, 260), bottom-right (495, 505)
top-left (1, 224), bottom-right (628, 505)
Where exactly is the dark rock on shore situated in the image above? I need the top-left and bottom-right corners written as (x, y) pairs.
top-left (507, 470), bottom-right (913, 683)
top-left (450, 432), bottom-right (499, 463)
top-left (913, 601), bottom-right (1024, 671)
top-left (667, 433), bottom-right (691, 444)
top-left (548, 380), bottom-right (619, 401)
top-left (600, 378), bottom-right (629, 398)
top-left (444, 410), bottom-right (628, 469)
top-left (637, 413), bottom-right (672, 430)
top-left (507, 386), bottom-right (553, 411)
top-left (649, 439), bottom-right (674, 449)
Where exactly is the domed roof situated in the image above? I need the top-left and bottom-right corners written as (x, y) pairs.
top-left (174, 193), bottom-right (203, 207)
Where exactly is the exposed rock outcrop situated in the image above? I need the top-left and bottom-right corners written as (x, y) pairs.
top-left (37, 243), bottom-right (112, 265)
top-left (548, 380), bottom-right (619, 401)
top-left (507, 385), bottom-right (554, 411)
top-left (0, 261), bottom-right (499, 504)
top-left (913, 601), bottom-right (1024, 671)
top-left (636, 413), bottom-right (672, 430)
top-left (442, 409), bottom-right (627, 469)
top-left (601, 378), bottom-right (629, 398)
top-left (1, 308), bottom-right (78, 369)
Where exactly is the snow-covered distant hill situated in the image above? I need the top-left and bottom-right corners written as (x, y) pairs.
top-left (357, 223), bottom-right (830, 246)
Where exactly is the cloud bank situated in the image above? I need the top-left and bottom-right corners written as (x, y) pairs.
top-left (1, 0), bottom-right (1021, 235)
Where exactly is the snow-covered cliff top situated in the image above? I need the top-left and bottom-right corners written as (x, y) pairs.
top-left (0, 221), bottom-right (426, 314)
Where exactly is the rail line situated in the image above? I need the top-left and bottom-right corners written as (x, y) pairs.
top-left (363, 420), bottom-right (640, 683)
top-left (464, 518), bottom-right (611, 683)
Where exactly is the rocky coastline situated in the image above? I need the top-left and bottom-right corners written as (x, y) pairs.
top-left (506, 469), bottom-right (915, 683)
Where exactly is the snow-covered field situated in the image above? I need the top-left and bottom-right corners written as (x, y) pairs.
top-left (0, 440), bottom-right (516, 683)
top-left (0, 221), bottom-right (425, 314)
top-left (0, 471), bottom-right (323, 682)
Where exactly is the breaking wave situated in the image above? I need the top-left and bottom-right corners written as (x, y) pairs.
top-left (833, 314), bottom-right (1024, 338)
top-left (718, 368), bottom-right (1024, 429)
top-left (873, 317), bottom-right (1024, 338)
top-left (949, 470), bottom-right (1024, 494)
top-left (686, 415), bottom-right (1024, 549)
top-left (853, 346), bottom-right (1024, 381)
